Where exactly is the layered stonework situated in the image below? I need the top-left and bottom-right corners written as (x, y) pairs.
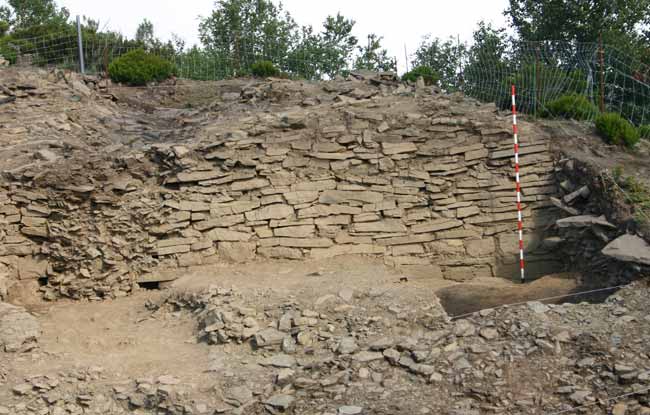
top-left (0, 73), bottom-right (564, 300)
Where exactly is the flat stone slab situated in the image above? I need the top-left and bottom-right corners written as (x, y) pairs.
top-left (556, 215), bottom-right (616, 229)
top-left (602, 234), bottom-right (650, 266)
top-left (0, 302), bottom-right (41, 352)
top-left (137, 272), bottom-right (178, 283)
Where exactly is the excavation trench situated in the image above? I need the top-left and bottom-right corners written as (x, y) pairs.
top-left (2, 69), bottom-right (648, 323)
top-left (435, 272), bottom-right (623, 318)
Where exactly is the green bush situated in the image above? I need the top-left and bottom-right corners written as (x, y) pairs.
top-left (402, 65), bottom-right (439, 85)
top-left (639, 125), bottom-right (650, 140)
top-left (595, 112), bottom-right (640, 148)
top-left (250, 60), bottom-right (279, 77)
top-left (543, 94), bottom-right (599, 121)
top-left (0, 36), bottom-right (33, 64)
top-left (108, 49), bottom-right (175, 86)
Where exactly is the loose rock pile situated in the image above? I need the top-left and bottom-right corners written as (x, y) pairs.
top-left (7, 280), bottom-right (650, 414)
top-left (546, 159), bottom-right (650, 285)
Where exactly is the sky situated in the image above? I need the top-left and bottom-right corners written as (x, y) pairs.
top-left (54, 0), bottom-right (510, 72)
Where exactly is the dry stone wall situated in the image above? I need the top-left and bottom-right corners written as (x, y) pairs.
top-left (0, 75), bottom-right (564, 300)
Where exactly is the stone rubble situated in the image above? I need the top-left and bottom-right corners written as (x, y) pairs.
top-left (5, 280), bottom-right (650, 414)
top-left (548, 159), bottom-right (650, 282)
top-left (603, 234), bottom-right (650, 266)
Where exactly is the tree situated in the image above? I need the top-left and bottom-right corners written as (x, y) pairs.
top-left (0, 6), bottom-right (12, 35)
top-left (354, 34), bottom-right (396, 72)
top-left (198, 0), bottom-right (298, 74)
top-left (411, 36), bottom-right (466, 91)
top-left (505, 0), bottom-right (650, 44)
top-left (170, 33), bottom-right (185, 54)
top-left (463, 21), bottom-right (511, 101)
top-left (135, 19), bottom-right (155, 50)
top-left (0, 20), bottom-right (9, 37)
top-left (320, 13), bottom-right (357, 76)
top-left (1, 0), bottom-right (69, 32)
top-left (288, 13), bottom-right (358, 79)
top-left (505, 0), bottom-right (650, 124)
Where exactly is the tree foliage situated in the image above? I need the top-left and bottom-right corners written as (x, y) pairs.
top-left (354, 34), bottom-right (396, 72)
top-left (135, 19), bottom-right (155, 50)
top-left (463, 22), bottom-right (511, 102)
top-left (411, 36), bottom-right (466, 91)
top-left (198, 0), bottom-right (298, 74)
top-left (500, 0), bottom-right (650, 123)
top-left (198, 0), bottom-right (391, 79)
top-left (505, 0), bottom-right (650, 44)
top-left (287, 13), bottom-right (358, 79)
top-left (1, 0), bottom-right (69, 32)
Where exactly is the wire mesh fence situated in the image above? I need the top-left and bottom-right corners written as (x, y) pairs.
top-left (460, 41), bottom-right (650, 126)
top-left (2, 30), bottom-right (649, 126)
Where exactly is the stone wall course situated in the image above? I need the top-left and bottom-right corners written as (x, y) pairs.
top-left (0, 74), bottom-right (568, 300)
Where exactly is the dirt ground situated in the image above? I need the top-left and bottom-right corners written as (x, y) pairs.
top-left (13, 256), bottom-right (455, 381)
top-left (540, 119), bottom-right (650, 188)
top-left (3, 255), bottom-right (609, 414)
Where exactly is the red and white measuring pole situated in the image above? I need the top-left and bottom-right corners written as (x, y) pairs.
top-left (511, 85), bottom-right (525, 283)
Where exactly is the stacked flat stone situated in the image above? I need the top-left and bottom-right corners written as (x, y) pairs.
top-left (0, 73), bottom-right (563, 300)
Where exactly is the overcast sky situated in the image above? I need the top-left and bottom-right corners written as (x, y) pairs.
top-left (55, 0), bottom-right (510, 72)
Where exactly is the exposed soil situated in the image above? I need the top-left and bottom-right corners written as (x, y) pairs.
top-left (436, 272), bottom-right (582, 317)
top-left (540, 119), bottom-right (650, 188)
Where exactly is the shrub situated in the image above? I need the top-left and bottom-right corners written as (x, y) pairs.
top-left (493, 66), bottom-right (589, 114)
top-left (108, 49), bottom-right (175, 86)
top-left (613, 173), bottom-right (650, 226)
top-left (250, 60), bottom-right (280, 77)
top-left (639, 125), bottom-right (650, 140)
top-left (402, 65), bottom-right (439, 85)
top-left (0, 36), bottom-right (33, 64)
top-left (543, 94), bottom-right (599, 121)
top-left (595, 112), bottom-right (640, 148)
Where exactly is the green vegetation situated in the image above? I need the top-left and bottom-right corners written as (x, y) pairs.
top-left (1, 0), bottom-right (650, 126)
top-left (638, 125), bottom-right (650, 140)
top-left (595, 112), bottom-right (640, 148)
top-left (612, 170), bottom-right (650, 226)
top-left (250, 60), bottom-right (280, 78)
top-left (543, 94), bottom-right (599, 121)
top-left (402, 65), bottom-right (439, 85)
top-left (108, 49), bottom-right (175, 86)
top-left (410, 36), bottom-right (466, 91)
top-left (198, 1), bottom-right (394, 79)
top-left (353, 34), bottom-right (396, 72)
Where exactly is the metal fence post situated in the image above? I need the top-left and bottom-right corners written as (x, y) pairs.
top-left (76, 15), bottom-right (85, 74)
top-left (535, 46), bottom-right (541, 118)
top-left (598, 34), bottom-right (605, 112)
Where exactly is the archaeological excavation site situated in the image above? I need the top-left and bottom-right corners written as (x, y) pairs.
top-left (1, 67), bottom-right (650, 415)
